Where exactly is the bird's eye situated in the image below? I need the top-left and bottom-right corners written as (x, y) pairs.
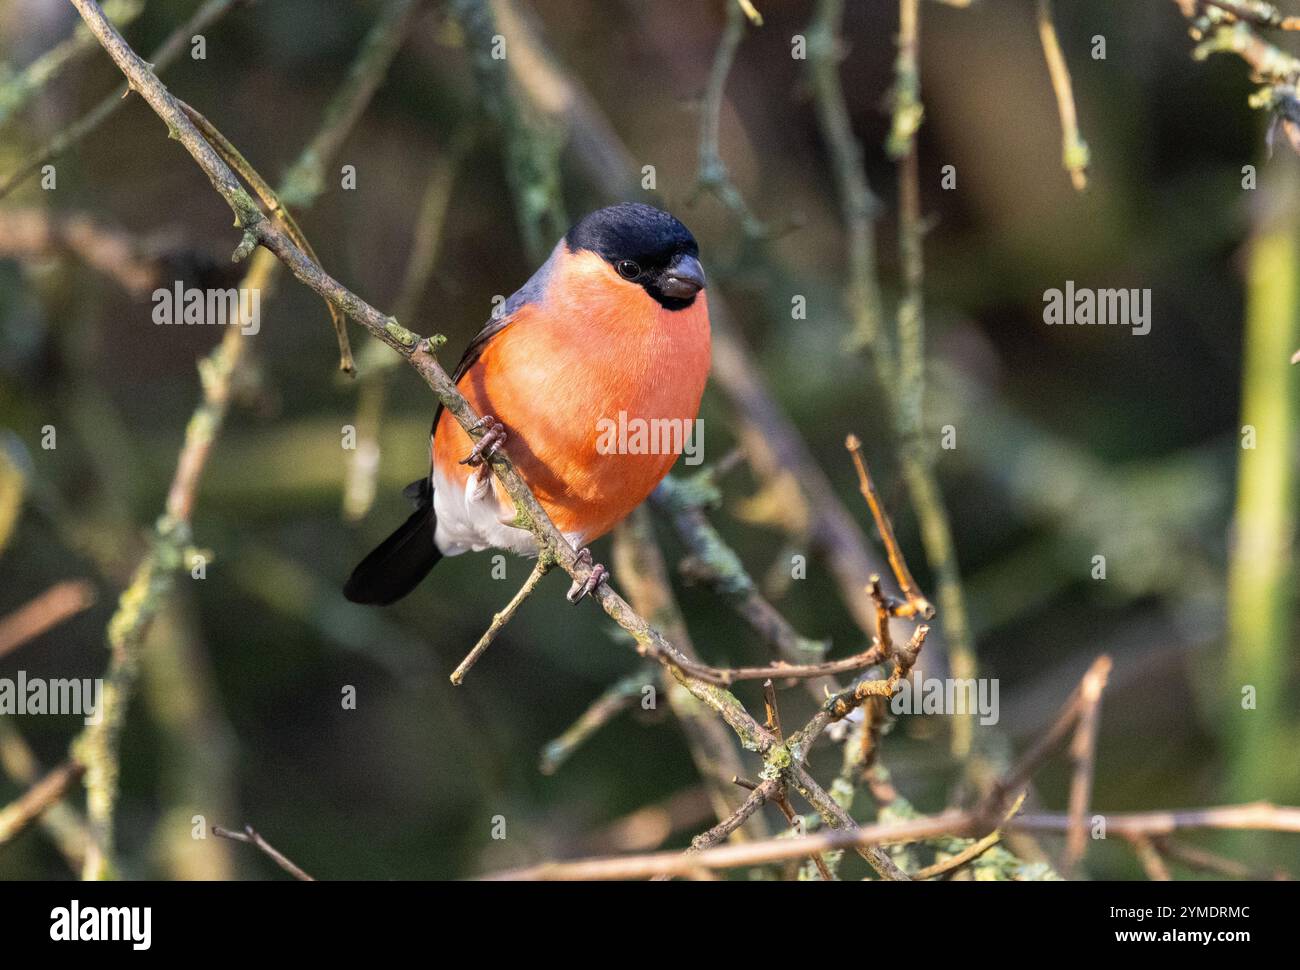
top-left (616, 260), bottom-right (641, 280)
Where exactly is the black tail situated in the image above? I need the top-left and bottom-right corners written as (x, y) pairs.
top-left (344, 479), bottom-right (442, 605)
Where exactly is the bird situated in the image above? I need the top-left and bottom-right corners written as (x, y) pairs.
top-left (344, 202), bottom-right (711, 607)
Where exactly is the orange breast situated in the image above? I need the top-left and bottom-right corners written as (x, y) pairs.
top-left (433, 250), bottom-right (711, 544)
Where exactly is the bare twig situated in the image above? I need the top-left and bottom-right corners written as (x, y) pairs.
top-left (1201, 0), bottom-right (1300, 31)
top-left (613, 509), bottom-right (769, 839)
top-left (979, 655), bottom-right (1112, 826)
top-left (538, 671), bottom-right (651, 775)
top-left (1037, 0), bottom-right (1089, 190)
top-left (0, 0), bottom-right (246, 200)
top-left (890, 0), bottom-right (926, 447)
top-left (762, 679), bottom-right (783, 741)
top-left (213, 824), bottom-right (315, 881)
top-left (736, 0), bottom-right (763, 25)
top-left (846, 436), bottom-right (933, 619)
top-left (767, 787), bottom-right (835, 880)
top-left (806, 0), bottom-right (893, 375)
top-left (0, 208), bottom-right (176, 295)
top-left (693, 0), bottom-right (765, 237)
top-left (175, 100), bottom-right (355, 373)
top-left (914, 792), bottom-right (1025, 880)
top-left (0, 580), bottom-right (96, 658)
top-left (484, 799), bottom-right (1300, 880)
top-left (653, 476), bottom-right (830, 667)
top-left (451, 557), bottom-right (551, 685)
top-left (1063, 655), bottom-right (1110, 876)
top-left (688, 778), bottom-right (777, 851)
top-left (1153, 836), bottom-right (1289, 879)
top-left (800, 625), bottom-right (929, 749)
top-left (0, 0), bottom-right (144, 128)
top-left (485, 810), bottom-right (972, 880)
top-left (0, 761), bottom-right (85, 846)
top-left (1013, 802), bottom-right (1300, 837)
top-left (1128, 834), bottom-right (1172, 880)
top-left (691, 643), bottom-right (888, 684)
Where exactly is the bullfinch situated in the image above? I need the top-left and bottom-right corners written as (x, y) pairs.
top-left (344, 202), bottom-right (710, 606)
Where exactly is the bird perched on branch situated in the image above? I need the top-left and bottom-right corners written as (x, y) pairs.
top-left (344, 202), bottom-right (710, 606)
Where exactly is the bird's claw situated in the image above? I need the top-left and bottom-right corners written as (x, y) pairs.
top-left (460, 415), bottom-right (507, 467)
top-left (566, 548), bottom-right (609, 604)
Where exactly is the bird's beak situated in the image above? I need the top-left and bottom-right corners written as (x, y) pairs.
top-left (660, 253), bottom-right (706, 299)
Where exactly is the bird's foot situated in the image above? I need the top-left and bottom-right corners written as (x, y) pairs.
top-left (460, 415), bottom-right (507, 467)
top-left (566, 547), bottom-right (609, 604)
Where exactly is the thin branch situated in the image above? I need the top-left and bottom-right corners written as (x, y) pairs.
top-left (0, 208), bottom-right (192, 295)
top-left (213, 824), bottom-right (314, 881)
top-left (1128, 834), bottom-right (1172, 880)
top-left (914, 792), bottom-right (1025, 880)
top-left (484, 799), bottom-right (1300, 880)
top-left (1063, 654), bottom-right (1110, 876)
top-left (768, 787), bottom-right (835, 880)
top-left (688, 778), bottom-right (777, 851)
top-left (1153, 836), bottom-right (1289, 879)
top-left (806, 0), bottom-right (894, 375)
top-left (451, 556), bottom-right (551, 684)
top-left (0, 0), bottom-right (144, 128)
top-left (0, 0), bottom-right (246, 200)
top-left (1036, 0), bottom-right (1089, 191)
top-left (736, 0), bottom-right (763, 25)
top-left (653, 475), bottom-right (830, 666)
top-left (811, 0), bottom-right (978, 759)
top-left (890, 0), bottom-right (926, 448)
top-left (1012, 802), bottom-right (1300, 837)
top-left (0, 579), bottom-right (96, 658)
top-left (538, 671), bottom-right (650, 775)
top-left (1202, 0), bottom-right (1300, 31)
top-left (693, 643), bottom-right (888, 683)
top-left (484, 809), bottom-right (972, 880)
top-left (762, 679), bottom-right (783, 741)
top-left (979, 655), bottom-right (1112, 825)
top-left (0, 761), bottom-right (85, 846)
top-left (788, 764), bottom-right (911, 880)
top-left (0, 723), bottom-right (90, 871)
top-left (694, 0), bottom-right (765, 237)
top-left (846, 436), bottom-right (933, 619)
top-left (175, 100), bottom-right (355, 374)
top-left (799, 624), bottom-right (929, 749)
top-left (613, 508), bottom-right (769, 840)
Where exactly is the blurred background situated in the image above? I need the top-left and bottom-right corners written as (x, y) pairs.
top-left (1, 0), bottom-right (1297, 880)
